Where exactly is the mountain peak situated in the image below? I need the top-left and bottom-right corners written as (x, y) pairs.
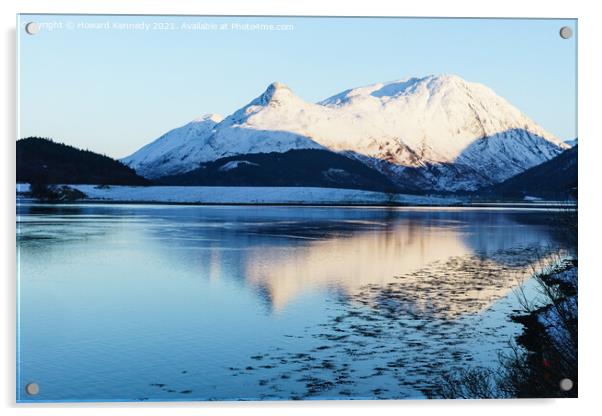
top-left (424, 73), bottom-right (470, 90)
top-left (193, 113), bottom-right (224, 123)
top-left (269, 81), bottom-right (289, 90)
top-left (430, 73), bottom-right (463, 82)
top-left (125, 74), bottom-right (566, 191)
top-left (259, 82), bottom-right (295, 105)
top-left (320, 74), bottom-right (472, 106)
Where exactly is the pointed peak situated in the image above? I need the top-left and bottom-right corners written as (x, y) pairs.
top-left (269, 81), bottom-right (289, 90)
top-left (258, 82), bottom-right (295, 105)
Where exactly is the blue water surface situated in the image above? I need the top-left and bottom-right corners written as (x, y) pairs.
top-left (16, 204), bottom-right (566, 402)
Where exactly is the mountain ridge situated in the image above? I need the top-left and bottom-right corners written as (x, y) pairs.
top-left (479, 145), bottom-right (577, 200)
top-left (122, 74), bottom-right (568, 191)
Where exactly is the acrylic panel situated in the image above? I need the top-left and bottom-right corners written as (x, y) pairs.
top-left (16, 14), bottom-right (578, 402)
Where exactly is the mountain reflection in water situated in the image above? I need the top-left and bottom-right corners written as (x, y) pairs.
top-left (242, 212), bottom-right (557, 316)
top-left (17, 204), bottom-right (567, 401)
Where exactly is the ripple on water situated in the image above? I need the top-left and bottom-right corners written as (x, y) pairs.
top-left (221, 245), bottom-right (556, 399)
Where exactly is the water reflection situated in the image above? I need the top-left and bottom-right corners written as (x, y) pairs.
top-left (17, 204), bottom-right (568, 401)
top-left (245, 223), bottom-right (471, 311)
top-left (17, 204), bottom-right (561, 317)
top-left (243, 214), bottom-right (556, 315)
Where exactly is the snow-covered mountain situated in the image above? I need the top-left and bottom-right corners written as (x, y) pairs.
top-left (122, 75), bottom-right (568, 191)
top-left (122, 114), bottom-right (225, 178)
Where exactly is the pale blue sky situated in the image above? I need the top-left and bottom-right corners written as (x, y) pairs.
top-left (18, 15), bottom-right (577, 158)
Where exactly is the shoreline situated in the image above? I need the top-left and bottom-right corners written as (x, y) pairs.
top-left (16, 183), bottom-right (576, 209)
top-left (16, 199), bottom-right (576, 210)
top-left (511, 259), bottom-right (578, 397)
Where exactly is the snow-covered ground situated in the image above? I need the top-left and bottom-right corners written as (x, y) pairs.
top-left (16, 183), bottom-right (458, 206)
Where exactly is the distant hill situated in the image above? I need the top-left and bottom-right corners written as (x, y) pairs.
top-left (480, 146), bottom-right (577, 200)
top-left (159, 149), bottom-right (407, 193)
top-left (17, 137), bottom-right (149, 185)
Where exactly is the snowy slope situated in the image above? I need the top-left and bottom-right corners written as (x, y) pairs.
top-left (123, 75), bottom-right (568, 190)
top-left (122, 84), bottom-right (325, 179)
top-left (121, 114), bottom-right (224, 178)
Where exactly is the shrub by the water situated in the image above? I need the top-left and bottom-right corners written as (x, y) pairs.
top-left (29, 182), bottom-right (87, 202)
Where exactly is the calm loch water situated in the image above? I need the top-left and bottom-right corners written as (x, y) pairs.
top-left (16, 203), bottom-right (568, 401)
